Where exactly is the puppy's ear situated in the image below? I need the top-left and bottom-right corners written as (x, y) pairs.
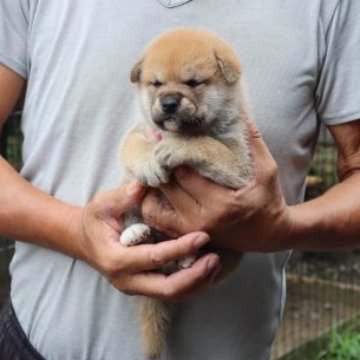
top-left (130, 58), bottom-right (144, 83)
top-left (214, 51), bottom-right (241, 85)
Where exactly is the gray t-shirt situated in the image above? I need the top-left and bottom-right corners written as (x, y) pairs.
top-left (1, 0), bottom-right (360, 359)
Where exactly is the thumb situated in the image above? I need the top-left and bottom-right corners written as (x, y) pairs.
top-left (245, 117), bottom-right (277, 183)
top-left (98, 181), bottom-right (146, 215)
top-left (245, 117), bottom-right (273, 160)
top-left (117, 180), bottom-right (146, 211)
top-left (87, 181), bottom-right (146, 234)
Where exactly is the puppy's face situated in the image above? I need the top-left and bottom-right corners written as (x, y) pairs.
top-left (131, 29), bottom-right (242, 134)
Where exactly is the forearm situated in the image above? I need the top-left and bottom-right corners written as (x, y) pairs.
top-left (288, 172), bottom-right (360, 251)
top-left (0, 156), bottom-right (83, 258)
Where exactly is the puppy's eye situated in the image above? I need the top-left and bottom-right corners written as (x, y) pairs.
top-left (150, 80), bottom-right (163, 87)
top-left (184, 79), bottom-right (201, 88)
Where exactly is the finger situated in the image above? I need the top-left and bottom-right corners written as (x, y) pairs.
top-left (96, 181), bottom-right (146, 216)
top-left (146, 127), bottom-right (162, 143)
top-left (141, 189), bottom-right (183, 234)
top-left (244, 118), bottom-right (278, 182)
top-left (121, 253), bottom-right (220, 300)
top-left (120, 181), bottom-right (147, 210)
top-left (158, 180), bottom-right (198, 214)
top-left (173, 166), bottom-right (231, 205)
top-left (179, 262), bottom-right (222, 300)
top-left (119, 231), bottom-right (211, 272)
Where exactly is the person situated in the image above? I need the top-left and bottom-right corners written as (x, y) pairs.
top-left (0, 0), bottom-right (359, 359)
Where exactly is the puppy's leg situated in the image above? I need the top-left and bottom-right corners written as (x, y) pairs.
top-left (120, 208), bottom-right (170, 359)
top-left (136, 296), bottom-right (171, 359)
top-left (121, 125), bottom-right (175, 358)
top-left (155, 134), bottom-right (250, 189)
top-left (120, 208), bottom-right (153, 246)
top-left (120, 125), bottom-right (165, 245)
top-left (121, 124), bottom-right (169, 187)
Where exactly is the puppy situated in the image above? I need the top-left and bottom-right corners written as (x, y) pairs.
top-left (119, 28), bottom-right (252, 359)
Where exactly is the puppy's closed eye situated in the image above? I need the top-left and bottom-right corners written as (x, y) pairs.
top-left (150, 80), bottom-right (163, 87)
top-left (184, 79), bottom-right (201, 87)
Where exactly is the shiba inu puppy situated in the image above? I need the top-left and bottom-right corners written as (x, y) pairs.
top-left (119, 28), bottom-right (252, 359)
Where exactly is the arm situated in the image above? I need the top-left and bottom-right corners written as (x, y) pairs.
top-left (141, 119), bottom-right (360, 252)
top-left (0, 64), bottom-right (87, 257)
top-left (0, 64), bottom-right (220, 300)
top-left (288, 120), bottom-right (360, 250)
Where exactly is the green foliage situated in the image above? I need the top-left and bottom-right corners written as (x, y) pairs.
top-left (311, 144), bottom-right (338, 190)
top-left (6, 135), bottom-right (23, 170)
top-left (317, 324), bottom-right (360, 360)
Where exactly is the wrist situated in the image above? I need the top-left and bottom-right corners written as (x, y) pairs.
top-left (261, 204), bottom-right (306, 253)
top-left (285, 200), bottom-right (328, 251)
top-left (62, 204), bottom-right (88, 260)
top-left (280, 204), bottom-right (307, 251)
top-left (30, 199), bottom-right (88, 259)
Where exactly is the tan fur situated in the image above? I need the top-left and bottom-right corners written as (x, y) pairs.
top-left (136, 297), bottom-right (170, 359)
top-left (120, 28), bottom-right (252, 359)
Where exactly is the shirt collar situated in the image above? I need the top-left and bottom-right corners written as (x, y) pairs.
top-left (157, 0), bottom-right (193, 8)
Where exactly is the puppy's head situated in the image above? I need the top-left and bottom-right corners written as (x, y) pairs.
top-left (131, 29), bottom-right (242, 133)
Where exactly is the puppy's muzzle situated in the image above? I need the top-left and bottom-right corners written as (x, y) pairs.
top-left (160, 93), bottom-right (182, 114)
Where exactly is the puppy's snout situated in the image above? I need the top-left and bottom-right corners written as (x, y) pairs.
top-left (160, 93), bottom-right (182, 114)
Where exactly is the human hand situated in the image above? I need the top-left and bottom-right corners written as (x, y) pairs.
top-left (74, 182), bottom-right (220, 300)
top-left (140, 121), bottom-right (292, 253)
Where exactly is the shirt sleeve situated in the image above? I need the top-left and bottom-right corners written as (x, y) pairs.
top-left (315, 0), bottom-right (360, 125)
top-left (0, 0), bottom-right (29, 78)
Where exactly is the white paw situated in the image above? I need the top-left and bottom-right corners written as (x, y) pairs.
top-left (120, 223), bottom-right (151, 246)
top-left (177, 255), bottom-right (197, 269)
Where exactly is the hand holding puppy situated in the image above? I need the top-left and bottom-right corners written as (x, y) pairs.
top-left (141, 120), bottom-right (292, 253)
top-left (77, 181), bottom-right (220, 301)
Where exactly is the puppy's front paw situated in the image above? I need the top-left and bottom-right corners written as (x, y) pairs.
top-left (155, 141), bottom-right (183, 170)
top-left (135, 160), bottom-right (169, 187)
top-left (120, 223), bottom-right (152, 246)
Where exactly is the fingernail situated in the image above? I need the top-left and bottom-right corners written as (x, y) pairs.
top-left (207, 256), bottom-right (219, 272)
top-left (193, 234), bottom-right (210, 248)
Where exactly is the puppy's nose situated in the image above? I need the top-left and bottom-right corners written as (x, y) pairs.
top-left (160, 93), bottom-right (182, 114)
